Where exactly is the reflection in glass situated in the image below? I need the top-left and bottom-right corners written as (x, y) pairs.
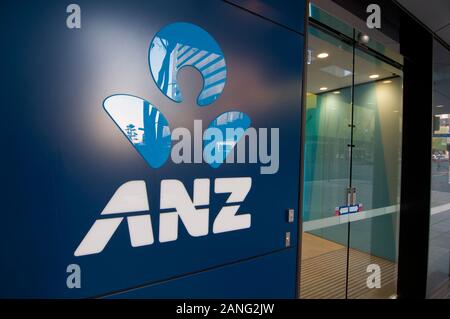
top-left (149, 22), bottom-right (227, 107)
top-left (203, 111), bottom-right (251, 168)
top-left (427, 40), bottom-right (450, 299)
top-left (104, 95), bottom-right (171, 168)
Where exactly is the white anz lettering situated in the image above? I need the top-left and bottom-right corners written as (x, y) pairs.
top-left (74, 177), bottom-right (252, 257)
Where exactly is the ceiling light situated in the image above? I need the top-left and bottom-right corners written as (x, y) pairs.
top-left (369, 74), bottom-right (380, 79)
top-left (317, 52), bottom-right (329, 59)
top-left (436, 105), bottom-right (444, 108)
top-left (319, 87), bottom-right (328, 91)
top-left (333, 91), bottom-right (340, 94)
top-left (383, 80), bottom-right (392, 84)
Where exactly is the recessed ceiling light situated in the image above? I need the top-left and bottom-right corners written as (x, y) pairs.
top-left (319, 87), bottom-right (328, 91)
top-left (317, 52), bottom-right (329, 59)
top-left (333, 91), bottom-right (340, 94)
top-left (369, 74), bottom-right (380, 79)
top-left (436, 105), bottom-right (444, 108)
top-left (383, 80), bottom-right (392, 84)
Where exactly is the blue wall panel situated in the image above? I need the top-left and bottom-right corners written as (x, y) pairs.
top-left (226, 0), bottom-right (306, 34)
top-left (106, 248), bottom-right (298, 298)
top-left (1, 0), bottom-right (305, 298)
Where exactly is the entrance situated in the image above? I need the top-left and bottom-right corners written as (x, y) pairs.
top-left (300, 7), bottom-right (403, 299)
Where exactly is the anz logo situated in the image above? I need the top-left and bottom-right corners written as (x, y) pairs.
top-left (75, 178), bottom-right (251, 257)
top-left (75, 22), bottom-right (258, 257)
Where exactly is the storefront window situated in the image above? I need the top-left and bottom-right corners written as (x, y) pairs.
top-left (427, 39), bottom-right (450, 298)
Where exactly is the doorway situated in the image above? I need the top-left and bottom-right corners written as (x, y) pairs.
top-left (299, 10), bottom-right (403, 299)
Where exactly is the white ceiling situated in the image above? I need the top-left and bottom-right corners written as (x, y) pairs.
top-left (307, 31), bottom-right (402, 94)
top-left (396, 0), bottom-right (450, 45)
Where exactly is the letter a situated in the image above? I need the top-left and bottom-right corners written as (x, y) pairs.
top-left (366, 264), bottom-right (381, 288)
top-left (74, 181), bottom-right (152, 257)
top-left (66, 4), bottom-right (81, 29)
top-left (366, 4), bottom-right (381, 29)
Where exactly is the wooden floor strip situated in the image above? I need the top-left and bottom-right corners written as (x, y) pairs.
top-left (300, 246), bottom-right (397, 299)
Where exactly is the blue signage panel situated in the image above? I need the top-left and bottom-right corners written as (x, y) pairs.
top-left (1, 0), bottom-right (305, 298)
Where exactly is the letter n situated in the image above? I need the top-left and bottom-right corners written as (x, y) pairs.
top-left (159, 179), bottom-right (210, 242)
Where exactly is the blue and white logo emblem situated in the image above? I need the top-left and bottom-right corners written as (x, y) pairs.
top-left (103, 22), bottom-right (251, 169)
top-left (74, 23), bottom-right (260, 257)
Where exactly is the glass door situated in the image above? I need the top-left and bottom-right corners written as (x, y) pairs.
top-left (300, 25), bottom-right (354, 299)
top-left (346, 46), bottom-right (403, 299)
top-left (300, 11), bottom-right (403, 299)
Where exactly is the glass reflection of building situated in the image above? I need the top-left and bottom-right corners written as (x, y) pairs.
top-left (149, 23), bottom-right (227, 107)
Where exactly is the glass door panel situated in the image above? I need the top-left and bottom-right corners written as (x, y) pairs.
top-left (347, 49), bottom-right (403, 298)
top-left (300, 26), bottom-right (353, 299)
